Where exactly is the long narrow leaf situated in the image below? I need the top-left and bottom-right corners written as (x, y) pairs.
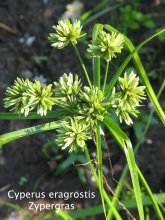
top-left (80, 0), bottom-right (110, 23)
top-left (82, 3), bottom-right (123, 27)
top-left (0, 110), bottom-right (66, 120)
top-left (103, 116), bottom-right (145, 220)
top-left (0, 121), bottom-right (60, 146)
top-left (137, 168), bottom-right (164, 220)
top-left (95, 122), bottom-right (106, 217)
top-left (104, 25), bottom-right (165, 125)
top-left (56, 210), bottom-right (73, 220)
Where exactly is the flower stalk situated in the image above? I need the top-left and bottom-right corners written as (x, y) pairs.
top-left (102, 61), bottom-right (109, 92)
top-left (72, 43), bottom-right (92, 88)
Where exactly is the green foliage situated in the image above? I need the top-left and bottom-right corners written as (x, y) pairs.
top-left (3, 72), bottom-right (146, 150)
top-left (156, 28), bottom-right (165, 41)
top-left (120, 5), bottom-right (155, 32)
top-left (18, 176), bottom-right (29, 186)
top-left (133, 113), bottom-right (158, 139)
top-left (42, 138), bottom-right (87, 183)
top-left (55, 153), bottom-right (87, 176)
top-left (1, 18), bottom-right (165, 220)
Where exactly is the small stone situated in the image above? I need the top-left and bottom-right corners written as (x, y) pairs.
top-left (148, 102), bottom-right (153, 109)
top-left (19, 37), bottom-right (25, 44)
top-left (43, 0), bottom-right (49, 4)
top-left (26, 36), bottom-right (36, 46)
top-left (146, 139), bottom-right (153, 144)
top-left (20, 70), bottom-right (33, 78)
top-left (34, 75), bottom-right (47, 85)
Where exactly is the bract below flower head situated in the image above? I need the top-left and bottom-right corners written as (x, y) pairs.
top-left (48, 19), bottom-right (85, 49)
top-left (55, 116), bottom-right (91, 152)
top-left (87, 30), bottom-right (124, 62)
top-left (3, 78), bottom-right (31, 116)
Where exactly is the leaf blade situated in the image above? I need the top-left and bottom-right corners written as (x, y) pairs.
top-left (103, 116), bottom-right (145, 220)
top-left (0, 121), bottom-right (60, 146)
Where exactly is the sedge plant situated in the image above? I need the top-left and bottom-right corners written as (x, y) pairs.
top-left (0, 19), bottom-right (165, 220)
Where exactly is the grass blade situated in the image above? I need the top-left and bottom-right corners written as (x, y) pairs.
top-left (137, 168), bottom-right (164, 220)
top-left (80, 0), bottom-right (110, 23)
top-left (103, 116), bottom-right (145, 220)
top-left (104, 25), bottom-right (165, 125)
top-left (95, 122), bottom-right (106, 217)
top-left (82, 3), bottom-right (123, 27)
top-left (0, 110), bottom-right (66, 120)
top-left (0, 121), bottom-right (60, 147)
top-left (56, 210), bottom-right (73, 220)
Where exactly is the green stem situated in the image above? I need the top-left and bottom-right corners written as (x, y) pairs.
top-left (92, 24), bottom-right (103, 89)
top-left (93, 57), bottom-right (100, 88)
top-left (72, 44), bottom-right (92, 88)
top-left (102, 61), bottom-right (109, 92)
top-left (84, 147), bottom-right (122, 220)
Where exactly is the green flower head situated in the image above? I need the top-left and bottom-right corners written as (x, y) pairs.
top-left (48, 19), bottom-right (85, 49)
top-left (87, 30), bottom-right (124, 62)
top-left (80, 86), bottom-right (110, 121)
top-left (56, 117), bottom-right (91, 152)
top-left (113, 99), bottom-right (140, 125)
top-left (25, 81), bottom-right (56, 116)
top-left (3, 78), bottom-right (31, 116)
top-left (111, 71), bottom-right (146, 125)
top-left (54, 73), bottom-right (82, 108)
top-left (118, 71), bottom-right (146, 105)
